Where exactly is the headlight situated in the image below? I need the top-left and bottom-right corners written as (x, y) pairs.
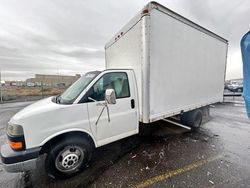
top-left (6, 123), bottom-right (25, 150)
top-left (6, 123), bottom-right (24, 136)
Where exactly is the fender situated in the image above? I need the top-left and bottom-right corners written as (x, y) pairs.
top-left (40, 128), bottom-right (97, 148)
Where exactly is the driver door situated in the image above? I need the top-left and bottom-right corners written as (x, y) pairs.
top-left (85, 71), bottom-right (139, 147)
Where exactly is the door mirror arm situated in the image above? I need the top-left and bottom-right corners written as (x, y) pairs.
top-left (88, 97), bottom-right (106, 106)
top-left (89, 89), bottom-right (116, 126)
top-left (88, 97), bottom-right (97, 102)
top-left (88, 97), bottom-right (111, 125)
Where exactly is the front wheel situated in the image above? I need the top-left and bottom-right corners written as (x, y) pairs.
top-left (45, 136), bottom-right (92, 179)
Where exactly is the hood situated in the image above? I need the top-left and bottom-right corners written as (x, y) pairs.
top-left (11, 97), bottom-right (61, 122)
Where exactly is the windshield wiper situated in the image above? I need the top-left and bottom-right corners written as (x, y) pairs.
top-left (57, 96), bottom-right (61, 104)
top-left (55, 95), bottom-right (61, 104)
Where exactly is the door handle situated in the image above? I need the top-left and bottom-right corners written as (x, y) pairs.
top-left (131, 99), bottom-right (135, 109)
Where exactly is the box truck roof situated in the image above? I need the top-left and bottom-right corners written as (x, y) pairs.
top-left (105, 1), bottom-right (228, 49)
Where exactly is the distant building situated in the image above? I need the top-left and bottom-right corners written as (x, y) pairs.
top-left (16, 81), bottom-right (26, 87)
top-left (26, 74), bottom-right (81, 87)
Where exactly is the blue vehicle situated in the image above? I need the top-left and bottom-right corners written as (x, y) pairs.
top-left (241, 31), bottom-right (250, 118)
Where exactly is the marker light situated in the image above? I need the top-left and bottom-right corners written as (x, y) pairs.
top-left (9, 141), bottom-right (23, 150)
top-left (142, 9), bottom-right (149, 15)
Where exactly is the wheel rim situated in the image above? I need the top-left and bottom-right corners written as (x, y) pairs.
top-left (55, 146), bottom-right (84, 173)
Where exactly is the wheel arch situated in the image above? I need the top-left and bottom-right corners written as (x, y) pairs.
top-left (39, 129), bottom-right (97, 154)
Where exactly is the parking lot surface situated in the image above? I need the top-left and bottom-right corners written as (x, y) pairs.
top-left (0, 97), bottom-right (250, 188)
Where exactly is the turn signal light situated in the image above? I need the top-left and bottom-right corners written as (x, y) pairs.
top-left (9, 141), bottom-right (23, 150)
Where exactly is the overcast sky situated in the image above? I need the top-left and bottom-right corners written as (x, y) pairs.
top-left (0, 0), bottom-right (249, 81)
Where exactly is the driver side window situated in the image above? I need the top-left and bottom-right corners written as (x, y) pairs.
top-left (90, 77), bottom-right (106, 101)
top-left (82, 72), bottom-right (130, 103)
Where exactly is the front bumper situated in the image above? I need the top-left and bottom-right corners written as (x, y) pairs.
top-left (0, 144), bottom-right (41, 173)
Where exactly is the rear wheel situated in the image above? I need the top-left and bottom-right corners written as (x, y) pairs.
top-left (180, 109), bottom-right (203, 129)
top-left (45, 136), bottom-right (92, 179)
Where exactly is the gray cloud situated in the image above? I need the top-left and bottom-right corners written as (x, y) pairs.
top-left (0, 0), bottom-right (248, 80)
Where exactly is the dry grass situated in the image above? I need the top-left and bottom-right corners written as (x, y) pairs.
top-left (2, 87), bottom-right (65, 101)
top-left (14, 87), bottom-right (64, 96)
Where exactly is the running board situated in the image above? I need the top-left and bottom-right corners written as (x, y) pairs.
top-left (162, 119), bottom-right (191, 130)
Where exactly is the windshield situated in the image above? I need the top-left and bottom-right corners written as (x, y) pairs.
top-left (56, 71), bottom-right (100, 104)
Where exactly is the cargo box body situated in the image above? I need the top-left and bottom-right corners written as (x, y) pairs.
top-left (105, 2), bottom-right (228, 123)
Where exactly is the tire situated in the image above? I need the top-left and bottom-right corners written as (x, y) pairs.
top-left (180, 109), bottom-right (203, 129)
top-left (45, 136), bottom-right (92, 179)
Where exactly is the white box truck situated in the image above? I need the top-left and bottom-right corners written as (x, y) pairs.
top-left (0, 2), bottom-right (228, 179)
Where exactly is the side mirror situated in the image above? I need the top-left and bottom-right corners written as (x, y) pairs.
top-left (105, 89), bottom-right (116, 104)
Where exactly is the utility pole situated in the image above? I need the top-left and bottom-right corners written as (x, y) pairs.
top-left (0, 69), bottom-right (2, 103)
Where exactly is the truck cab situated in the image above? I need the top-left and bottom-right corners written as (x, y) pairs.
top-left (1, 69), bottom-right (139, 178)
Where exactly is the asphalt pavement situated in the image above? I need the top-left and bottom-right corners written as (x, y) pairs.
top-left (0, 97), bottom-right (250, 188)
